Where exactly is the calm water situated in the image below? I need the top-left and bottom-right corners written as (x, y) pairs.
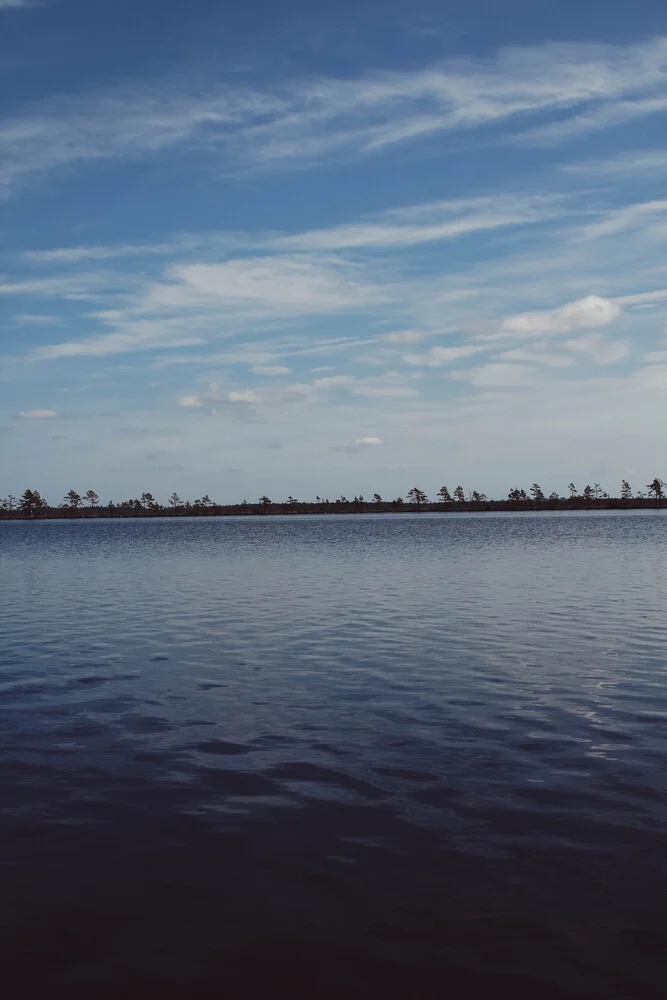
top-left (1, 512), bottom-right (667, 997)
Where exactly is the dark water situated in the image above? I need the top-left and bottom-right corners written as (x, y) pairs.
top-left (2, 512), bottom-right (667, 997)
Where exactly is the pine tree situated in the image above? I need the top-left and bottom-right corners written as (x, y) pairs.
top-left (407, 487), bottom-right (428, 510)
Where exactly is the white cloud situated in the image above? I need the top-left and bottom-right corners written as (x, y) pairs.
top-left (354, 436), bottom-right (382, 446)
top-left (12, 313), bottom-right (60, 325)
top-left (385, 329), bottom-right (424, 344)
top-left (35, 325), bottom-right (205, 359)
top-left (452, 362), bottom-right (537, 387)
top-left (615, 289), bottom-right (667, 306)
top-left (351, 385), bottom-right (418, 398)
top-left (29, 253), bottom-right (382, 361)
top-left (144, 257), bottom-right (382, 317)
top-left (23, 242), bottom-right (176, 263)
top-left (18, 408), bottom-right (57, 418)
top-left (499, 346), bottom-right (574, 368)
top-left (561, 149), bottom-right (667, 178)
top-left (495, 295), bottom-right (622, 339)
top-left (3, 36), bottom-right (667, 193)
top-left (228, 389), bottom-right (262, 403)
top-left (519, 96), bottom-right (667, 146)
top-left (310, 372), bottom-right (419, 398)
top-left (403, 344), bottom-right (486, 366)
top-left (251, 364), bottom-right (291, 376)
top-left (276, 195), bottom-right (558, 251)
top-left (563, 334), bottom-right (630, 365)
top-left (577, 200), bottom-right (667, 241)
top-left (0, 0), bottom-right (29, 8)
top-left (176, 394), bottom-right (203, 408)
top-left (331, 435), bottom-right (384, 452)
top-left (313, 375), bottom-right (356, 388)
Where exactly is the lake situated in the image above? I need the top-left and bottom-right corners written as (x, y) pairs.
top-left (1, 511), bottom-right (666, 997)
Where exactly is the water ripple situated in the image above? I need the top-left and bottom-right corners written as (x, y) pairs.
top-left (1, 511), bottom-right (667, 995)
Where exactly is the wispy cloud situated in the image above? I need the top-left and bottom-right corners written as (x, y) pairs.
top-left (577, 200), bottom-right (667, 241)
top-left (18, 408), bottom-right (57, 418)
top-left (30, 255), bottom-right (384, 359)
top-left (403, 344), bottom-right (486, 367)
top-left (276, 195), bottom-right (560, 251)
top-left (561, 149), bottom-right (667, 178)
top-left (330, 435), bottom-right (384, 453)
top-left (251, 364), bottom-right (291, 375)
top-left (563, 333), bottom-right (630, 365)
top-left (452, 362), bottom-right (537, 387)
top-left (518, 96), bottom-right (667, 146)
top-left (2, 36), bottom-right (667, 194)
top-left (491, 295), bottom-right (622, 340)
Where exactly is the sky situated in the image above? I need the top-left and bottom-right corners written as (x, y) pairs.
top-left (1, 0), bottom-right (667, 505)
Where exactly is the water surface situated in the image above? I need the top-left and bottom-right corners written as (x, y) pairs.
top-left (2, 512), bottom-right (666, 996)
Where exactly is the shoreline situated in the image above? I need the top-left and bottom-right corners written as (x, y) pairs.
top-left (1, 498), bottom-right (664, 521)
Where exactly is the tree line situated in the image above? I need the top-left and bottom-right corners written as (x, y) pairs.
top-left (1, 479), bottom-right (665, 518)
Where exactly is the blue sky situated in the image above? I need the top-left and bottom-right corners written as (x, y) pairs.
top-left (2, 0), bottom-right (667, 504)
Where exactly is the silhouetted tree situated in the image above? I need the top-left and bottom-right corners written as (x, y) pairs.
top-left (568, 483), bottom-right (577, 499)
top-left (407, 487), bottom-right (427, 510)
top-left (373, 493), bottom-right (383, 505)
top-left (621, 480), bottom-right (632, 501)
top-left (140, 492), bottom-right (156, 510)
top-left (471, 491), bottom-right (487, 502)
top-left (530, 484), bottom-right (545, 502)
top-left (647, 478), bottom-right (664, 504)
top-left (437, 486), bottom-right (452, 503)
top-left (548, 491), bottom-right (559, 500)
top-left (3, 494), bottom-right (17, 511)
top-left (84, 490), bottom-right (99, 508)
top-left (453, 486), bottom-right (465, 503)
top-left (19, 489), bottom-right (47, 517)
top-left (19, 489), bottom-right (34, 516)
top-left (593, 483), bottom-right (602, 500)
top-left (65, 489), bottom-right (82, 509)
top-left (259, 495), bottom-right (271, 512)
top-left (582, 485), bottom-right (594, 500)
top-left (169, 492), bottom-right (182, 508)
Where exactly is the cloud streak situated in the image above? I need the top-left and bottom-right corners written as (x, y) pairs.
top-left (493, 295), bottom-right (622, 339)
top-left (2, 36), bottom-right (667, 194)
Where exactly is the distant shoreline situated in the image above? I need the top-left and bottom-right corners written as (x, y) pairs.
top-left (2, 498), bottom-right (665, 521)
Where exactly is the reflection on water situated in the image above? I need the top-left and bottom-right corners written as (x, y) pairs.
top-left (1, 512), bottom-right (666, 996)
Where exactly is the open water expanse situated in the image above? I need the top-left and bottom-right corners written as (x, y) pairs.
top-left (1, 511), bottom-right (667, 997)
